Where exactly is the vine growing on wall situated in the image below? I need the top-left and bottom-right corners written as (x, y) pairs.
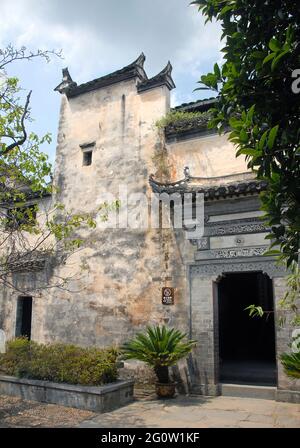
top-left (152, 127), bottom-right (170, 182)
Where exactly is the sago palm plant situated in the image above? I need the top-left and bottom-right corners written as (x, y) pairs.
top-left (122, 325), bottom-right (196, 384)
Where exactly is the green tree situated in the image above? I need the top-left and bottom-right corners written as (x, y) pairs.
top-left (192, 0), bottom-right (300, 323)
top-left (0, 45), bottom-right (97, 293)
top-left (192, 0), bottom-right (300, 267)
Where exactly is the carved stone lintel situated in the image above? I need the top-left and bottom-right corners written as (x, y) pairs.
top-left (190, 258), bottom-right (286, 278)
top-left (194, 246), bottom-right (268, 261)
top-left (214, 247), bottom-right (266, 259)
top-left (197, 237), bottom-right (210, 251)
top-left (189, 237), bottom-right (210, 250)
top-left (205, 219), bottom-right (268, 237)
top-left (234, 236), bottom-right (245, 246)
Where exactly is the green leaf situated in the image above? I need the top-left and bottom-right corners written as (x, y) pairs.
top-left (262, 52), bottom-right (276, 65)
top-left (268, 38), bottom-right (281, 52)
top-left (285, 24), bottom-right (293, 43)
top-left (214, 63), bottom-right (221, 78)
top-left (237, 148), bottom-right (261, 157)
top-left (245, 305), bottom-right (264, 318)
top-left (271, 50), bottom-right (290, 70)
top-left (259, 130), bottom-right (269, 150)
top-left (239, 129), bottom-right (248, 143)
top-left (263, 249), bottom-right (282, 256)
top-left (229, 117), bottom-right (242, 129)
top-left (267, 125), bottom-right (279, 149)
top-left (220, 4), bottom-right (234, 15)
top-left (247, 104), bottom-right (255, 123)
top-left (251, 51), bottom-right (266, 59)
top-left (193, 87), bottom-right (211, 91)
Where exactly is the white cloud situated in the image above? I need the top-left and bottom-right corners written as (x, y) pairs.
top-left (0, 0), bottom-right (222, 84)
top-left (0, 0), bottom-right (222, 163)
top-left (174, 12), bottom-right (222, 76)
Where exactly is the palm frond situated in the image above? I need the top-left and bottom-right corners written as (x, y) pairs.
top-left (121, 325), bottom-right (196, 368)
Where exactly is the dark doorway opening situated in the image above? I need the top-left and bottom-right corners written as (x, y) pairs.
top-left (218, 272), bottom-right (276, 386)
top-left (16, 296), bottom-right (32, 339)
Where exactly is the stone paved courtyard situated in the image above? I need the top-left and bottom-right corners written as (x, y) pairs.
top-left (1, 391), bottom-right (299, 428)
top-left (0, 395), bottom-right (95, 428)
top-left (79, 394), bottom-right (300, 428)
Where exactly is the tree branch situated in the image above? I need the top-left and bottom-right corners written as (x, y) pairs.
top-left (0, 46), bottom-right (62, 70)
top-left (1, 90), bottom-right (32, 154)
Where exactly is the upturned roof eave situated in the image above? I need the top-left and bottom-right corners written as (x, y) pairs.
top-left (149, 173), bottom-right (268, 201)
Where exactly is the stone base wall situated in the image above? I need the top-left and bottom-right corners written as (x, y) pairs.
top-left (0, 375), bottom-right (134, 412)
top-left (276, 389), bottom-right (300, 404)
top-left (118, 360), bottom-right (157, 386)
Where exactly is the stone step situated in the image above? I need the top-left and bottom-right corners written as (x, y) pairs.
top-left (220, 383), bottom-right (276, 400)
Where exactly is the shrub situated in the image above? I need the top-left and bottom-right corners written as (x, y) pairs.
top-left (0, 337), bottom-right (31, 377)
top-left (0, 338), bottom-right (119, 386)
top-left (155, 110), bottom-right (212, 133)
top-left (122, 325), bottom-right (196, 384)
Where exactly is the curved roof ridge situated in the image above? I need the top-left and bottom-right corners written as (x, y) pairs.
top-left (172, 97), bottom-right (219, 112)
top-left (149, 171), bottom-right (254, 186)
top-left (149, 171), bottom-right (267, 200)
top-left (137, 61), bottom-right (175, 93)
top-left (55, 53), bottom-right (148, 97)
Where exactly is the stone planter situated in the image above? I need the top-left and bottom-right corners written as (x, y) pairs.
top-left (0, 375), bottom-right (134, 412)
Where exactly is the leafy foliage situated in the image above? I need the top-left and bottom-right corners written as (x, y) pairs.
top-left (0, 45), bottom-right (100, 292)
top-left (0, 337), bottom-right (119, 385)
top-left (156, 110), bottom-right (212, 132)
top-left (122, 326), bottom-right (196, 383)
top-left (244, 304), bottom-right (264, 318)
top-left (277, 262), bottom-right (300, 326)
top-left (280, 352), bottom-right (300, 379)
top-left (192, 0), bottom-right (300, 267)
top-left (0, 75), bottom-right (52, 196)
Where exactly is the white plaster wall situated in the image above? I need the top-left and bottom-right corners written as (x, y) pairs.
top-left (167, 133), bottom-right (249, 181)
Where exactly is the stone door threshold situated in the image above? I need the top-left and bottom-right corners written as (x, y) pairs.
top-left (221, 383), bottom-right (300, 403)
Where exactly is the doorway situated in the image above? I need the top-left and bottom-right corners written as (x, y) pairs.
top-left (217, 272), bottom-right (276, 386)
top-left (16, 296), bottom-right (32, 340)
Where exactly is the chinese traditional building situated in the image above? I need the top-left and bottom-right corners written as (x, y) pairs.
top-left (0, 54), bottom-right (299, 402)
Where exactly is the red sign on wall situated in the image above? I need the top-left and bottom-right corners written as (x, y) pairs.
top-left (162, 287), bottom-right (174, 305)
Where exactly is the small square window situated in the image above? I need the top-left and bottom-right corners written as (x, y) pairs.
top-left (83, 150), bottom-right (92, 166)
top-left (80, 141), bottom-right (95, 166)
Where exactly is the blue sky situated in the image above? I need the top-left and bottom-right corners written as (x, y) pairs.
top-left (1, 0), bottom-right (222, 166)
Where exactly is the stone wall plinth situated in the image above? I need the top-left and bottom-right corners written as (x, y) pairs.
top-left (0, 375), bottom-right (134, 412)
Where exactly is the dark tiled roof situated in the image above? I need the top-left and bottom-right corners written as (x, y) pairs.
top-left (55, 53), bottom-right (147, 97)
top-left (137, 62), bottom-right (175, 92)
top-left (54, 68), bottom-right (77, 94)
top-left (149, 173), bottom-right (268, 201)
top-left (165, 113), bottom-right (213, 141)
top-left (173, 97), bottom-right (218, 113)
top-left (164, 98), bottom-right (220, 141)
